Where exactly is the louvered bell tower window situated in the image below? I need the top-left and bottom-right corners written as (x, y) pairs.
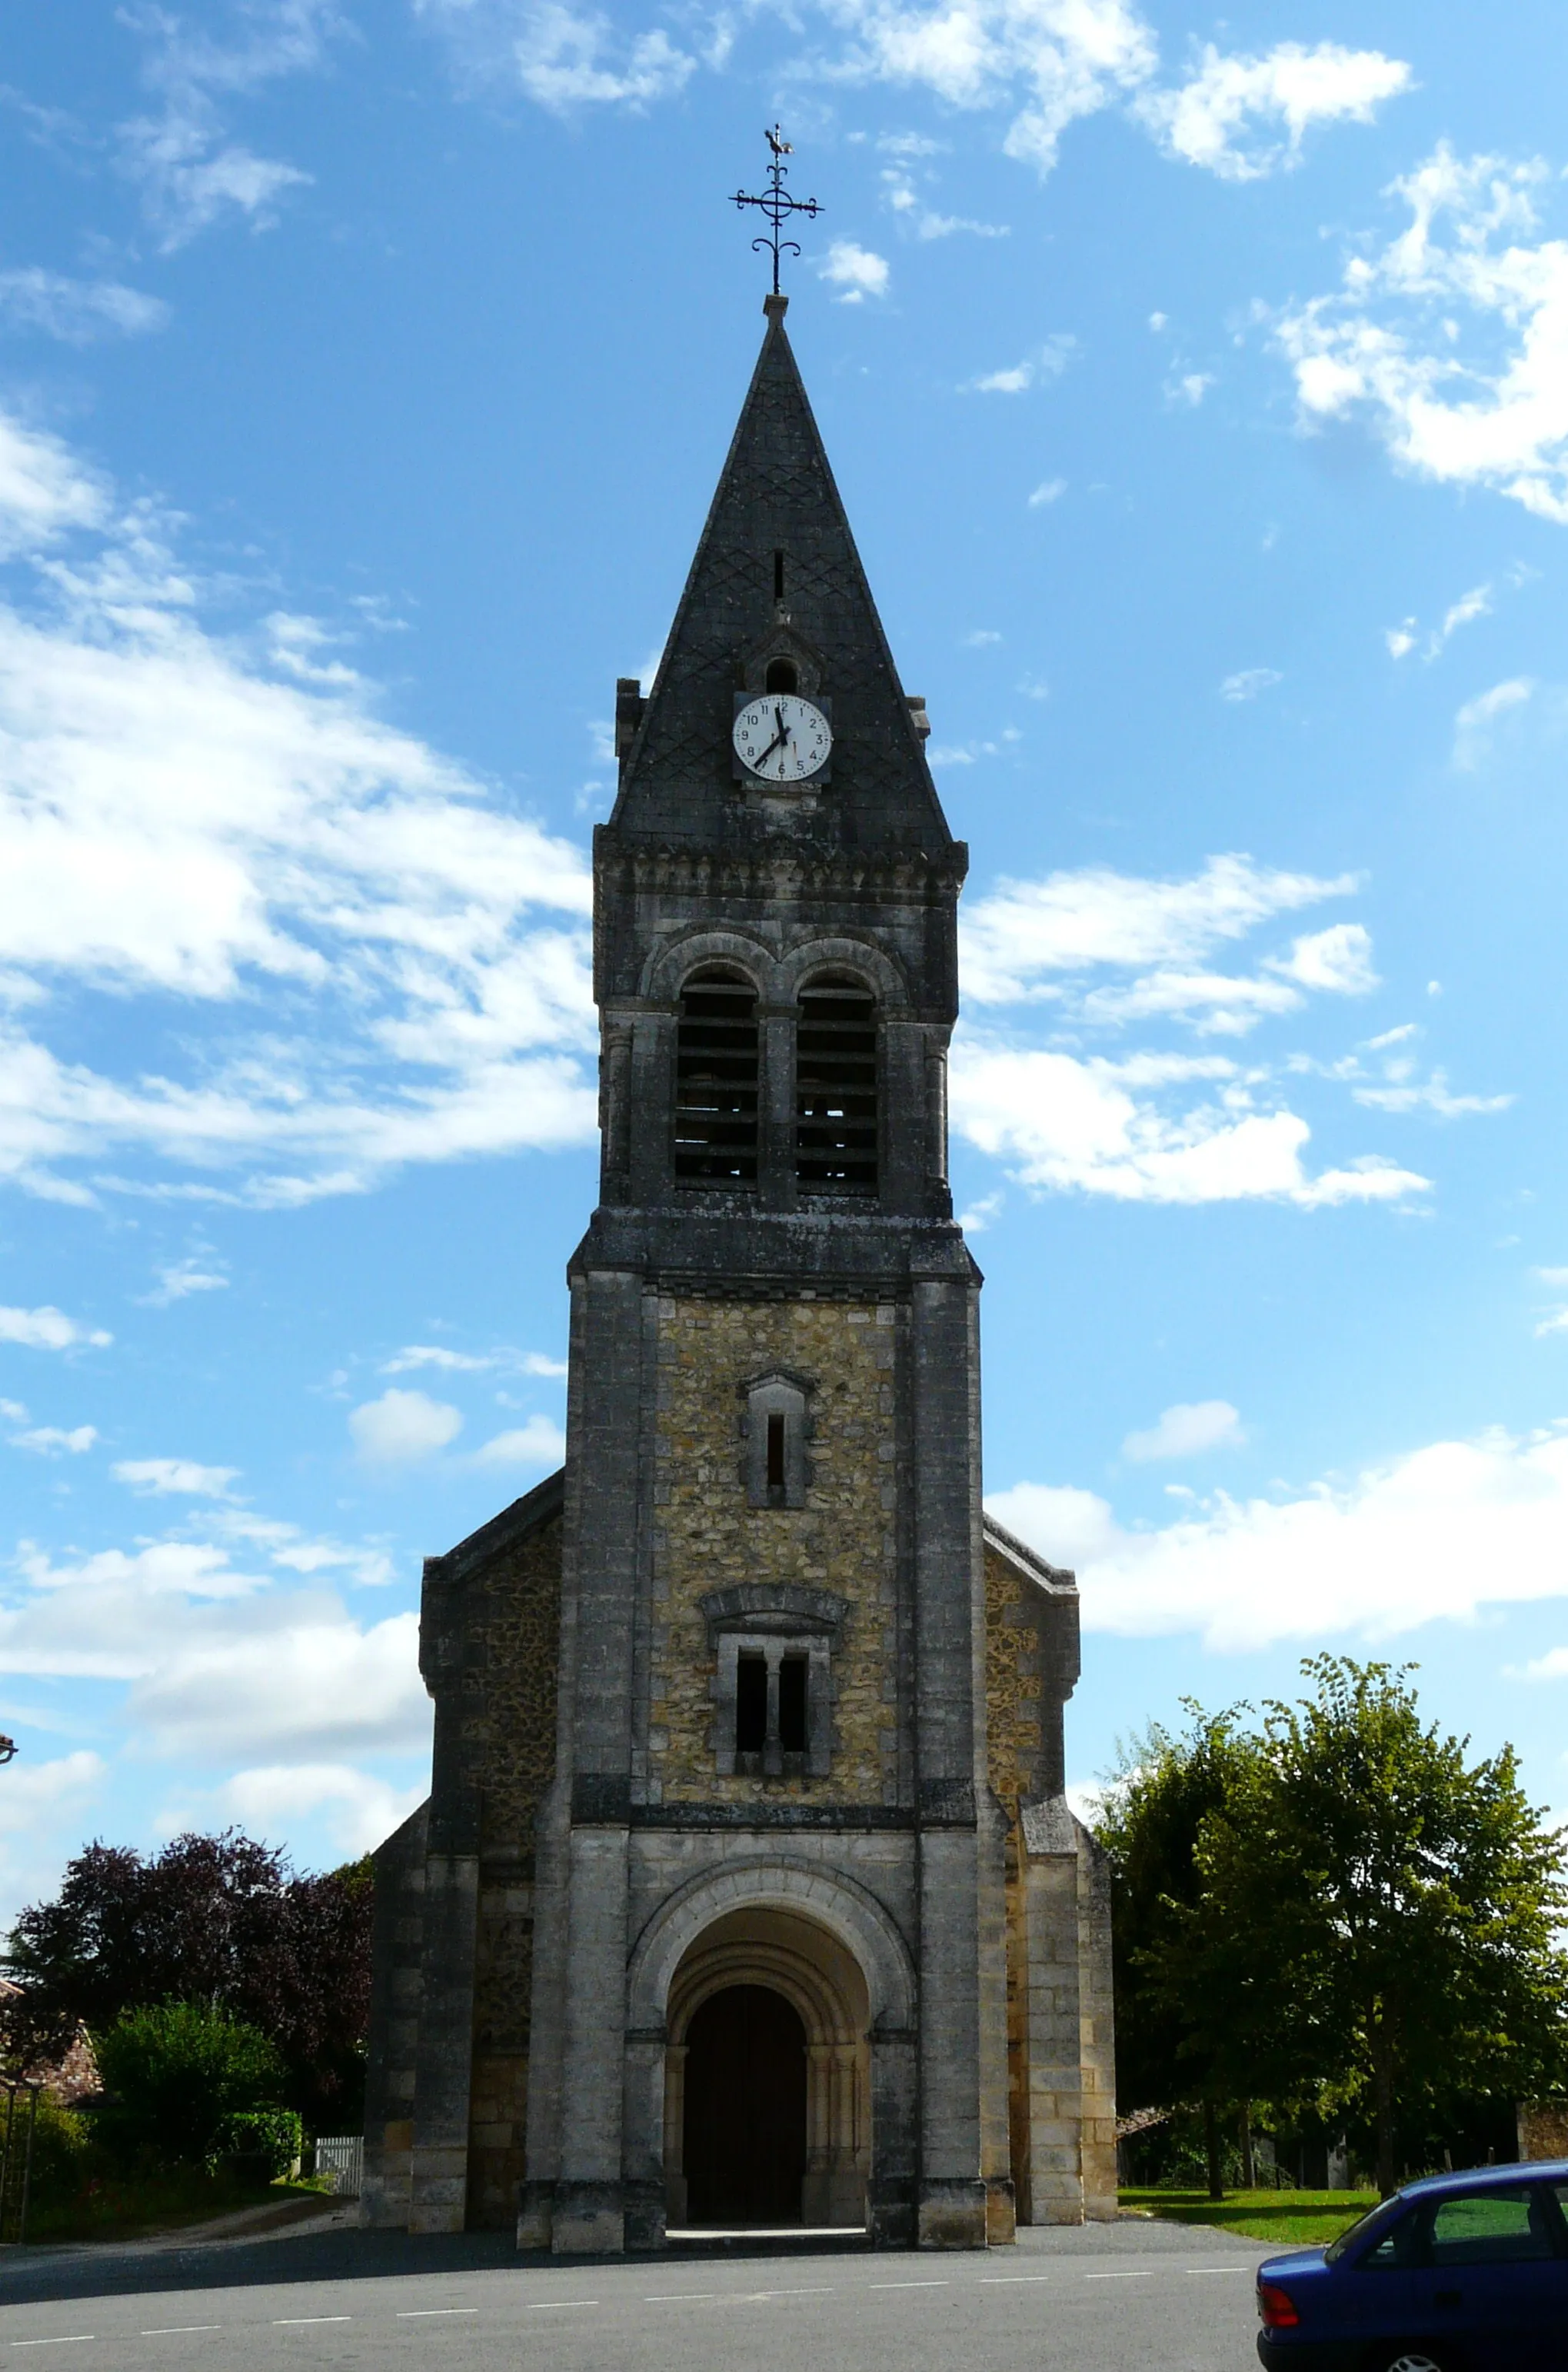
top-left (674, 968), bottom-right (760, 1187)
top-left (795, 974), bottom-right (878, 1197)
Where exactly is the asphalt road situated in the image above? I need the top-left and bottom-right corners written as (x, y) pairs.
top-left (0, 2216), bottom-right (1270, 2370)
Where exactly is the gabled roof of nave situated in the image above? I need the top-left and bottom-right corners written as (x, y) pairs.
top-left (609, 298), bottom-right (956, 855)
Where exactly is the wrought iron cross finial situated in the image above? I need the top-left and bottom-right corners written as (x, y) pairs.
top-left (732, 126), bottom-right (821, 298)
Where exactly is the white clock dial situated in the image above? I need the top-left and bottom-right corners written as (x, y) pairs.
top-left (733, 693), bottom-right (832, 783)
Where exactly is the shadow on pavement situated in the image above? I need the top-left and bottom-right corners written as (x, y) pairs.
top-left (0, 2224), bottom-right (880, 2310)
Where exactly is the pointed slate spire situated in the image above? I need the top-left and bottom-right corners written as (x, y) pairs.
top-left (611, 296), bottom-right (953, 854)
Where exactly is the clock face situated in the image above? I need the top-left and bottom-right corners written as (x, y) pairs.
top-left (733, 693), bottom-right (832, 784)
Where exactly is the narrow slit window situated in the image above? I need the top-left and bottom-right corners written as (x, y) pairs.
top-left (674, 967), bottom-right (758, 1186)
top-left (795, 974), bottom-right (878, 1196)
top-left (735, 1654), bottom-right (767, 1754)
top-left (774, 548), bottom-right (785, 601)
top-left (766, 1411), bottom-right (786, 1491)
top-left (778, 1657), bottom-right (808, 1754)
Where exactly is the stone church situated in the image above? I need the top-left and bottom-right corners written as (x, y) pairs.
top-left (361, 291), bottom-right (1116, 2253)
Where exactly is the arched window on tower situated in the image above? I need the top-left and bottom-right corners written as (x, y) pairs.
top-left (764, 657), bottom-right (797, 694)
top-left (674, 967), bottom-right (760, 1187)
top-left (795, 973), bottom-right (878, 1197)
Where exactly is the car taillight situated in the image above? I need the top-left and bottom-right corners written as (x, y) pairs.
top-left (1257, 2284), bottom-right (1300, 2330)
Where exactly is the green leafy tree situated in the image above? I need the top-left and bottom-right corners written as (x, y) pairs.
top-left (1176, 1658), bottom-right (1568, 2195)
top-left (1096, 1707), bottom-right (1277, 2196)
top-left (2, 1833), bottom-right (372, 2133)
top-left (91, 2001), bottom-right (285, 2170)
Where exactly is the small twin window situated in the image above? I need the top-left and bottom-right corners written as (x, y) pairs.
top-left (734, 1651), bottom-right (809, 1760)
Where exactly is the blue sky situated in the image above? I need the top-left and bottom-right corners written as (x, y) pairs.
top-left (2, 0), bottom-right (1568, 1918)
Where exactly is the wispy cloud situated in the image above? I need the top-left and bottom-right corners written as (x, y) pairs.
top-left (965, 335), bottom-right (1076, 394)
top-left (118, 0), bottom-right (344, 248)
top-left (1220, 667), bottom-right (1282, 702)
top-left (0, 269), bottom-right (170, 345)
top-left (114, 1456), bottom-right (240, 1497)
top-left (413, 0), bottom-right (696, 108)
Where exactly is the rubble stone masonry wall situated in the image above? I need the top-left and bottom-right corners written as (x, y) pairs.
top-left (651, 1294), bottom-right (900, 1806)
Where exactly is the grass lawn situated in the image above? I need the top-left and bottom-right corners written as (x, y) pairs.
top-left (1120, 2187), bottom-right (1380, 2247)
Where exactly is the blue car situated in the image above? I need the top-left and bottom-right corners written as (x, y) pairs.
top-left (1255, 2159), bottom-right (1568, 2371)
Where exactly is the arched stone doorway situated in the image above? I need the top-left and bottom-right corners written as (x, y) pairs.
top-left (663, 1907), bottom-right (871, 2229)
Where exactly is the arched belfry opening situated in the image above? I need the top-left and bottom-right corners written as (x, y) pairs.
top-left (795, 973), bottom-right (879, 1196)
top-left (664, 1907), bottom-right (871, 2231)
top-left (674, 967), bottom-right (760, 1186)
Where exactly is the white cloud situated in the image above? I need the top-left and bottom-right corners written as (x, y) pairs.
top-left (1172, 371), bottom-right (1214, 407)
top-left (415, 0), bottom-right (695, 108)
top-left (1027, 478), bottom-right (1067, 507)
top-left (0, 1750), bottom-right (105, 1838)
top-left (1297, 1028), bottom-right (1511, 1122)
top-left (1269, 922), bottom-right (1379, 996)
top-left (819, 0), bottom-right (1158, 178)
top-left (966, 335), bottom-right (1075, 393)
top-left (0, 1527), bottom-right (428, 1763)
top-left (211, 1762), bottom-right (427, 1856)
top-left (1516, 1647), bottom-right (1568, 1681)
top-left (1387, 582), bottom-right (1495, 665)
top-left (119, 0), bottom-right (341, 247)
top-left (0, 1304), bottom-right (112, 1351)
top-left (960, 853), bottom-right (1357, 1004)
top-left (9, 1424), bottom-right (96, 1457)
top-left (0, 269), bottom-right (170, 345)
top-left (950, 1038), bottom-right (1429, 1207)
top-left (1220, 666), bottom-right (1282, 702)
top-left (0, 415), bottom-right (107, 557)
top-left (348, 1388), bottom-right (463, 1466)
top-left (0, 409), bottom-right (598, 1208)
top-left (1123, 1399), bottom-right (1243, 1462)
top-left (381, 1343), bottom-right (567, 1378)
top-left (1138, 42), bottom-right (1411, 183)
top-left (990, 1420), bottom-right (1568, 1652)
top-left (138, 1257), bottom-right (229, 1307)
top-left (1453, 676), bottom-right (1536, 768)
top-left (819, 239), bottom-right (891, 303)
top-left (1277, 144), bottom-right (1568, 525)
top-left (472, 1415), bottom-right (567, 1468)
top-left (964, 628), bottom-right (1003, 647)
top-left (113, 1457), bottom-right (240, 1497)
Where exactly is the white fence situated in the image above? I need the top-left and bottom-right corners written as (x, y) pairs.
top-left (313, 2134), bottom-right (363, 2197)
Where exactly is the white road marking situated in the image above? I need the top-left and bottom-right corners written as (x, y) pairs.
top-left (140, 2330), bottom-right (223, 2338)
top-left (272, 2316), bottom-right (352, 2325)
top-left (980, 2274), bottom-right (1054, 2284)
top-left (868, 2280), bottom-right (950, 2290)
top-left (528, 2302), bottom-right (600, 2312)
top-left (1084, 2270), bottom-right (1157, 2280)
top-left (398, 2308), bottom-right (480, 2317)
top-left (1184, 2267), bottom-right (1252, 2275)
top-left (644, 2294), bottom-right (716, 2303)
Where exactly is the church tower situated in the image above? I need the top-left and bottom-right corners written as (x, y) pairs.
top-left (361, 291), bottom-right (1116, 2254)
